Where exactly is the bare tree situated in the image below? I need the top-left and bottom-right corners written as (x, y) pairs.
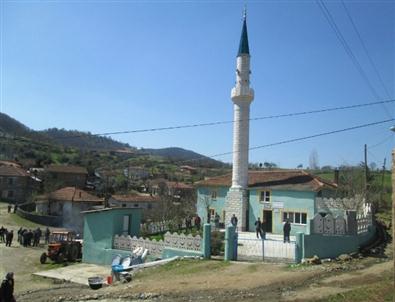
top-left (309, 149), bottom-right (319, 170)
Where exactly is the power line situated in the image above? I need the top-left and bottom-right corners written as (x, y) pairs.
top-left (341, 0), bottom-right (392, 101)
top-left (315, 0), bottom-right (392, 118)
top-left (52, 99), bottom-right (395, 139)
top-left (179, 118), bottom-right (395, 163)
top-left (368, 134), bottom-right (393, 149)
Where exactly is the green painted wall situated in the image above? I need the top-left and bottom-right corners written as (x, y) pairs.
top-left (82, 208), bottom-right (142, 265)
top-left (196, 187), bottom-right (228, 224)
top-left (248, 189), bottom-right (316, 235)
top-left (303, 226), bottom-right (376, 259)
top-left (196, 185), bottom-right (318, 235)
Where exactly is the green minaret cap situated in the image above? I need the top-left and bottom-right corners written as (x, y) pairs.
top-left (237, 13), bottom-right (250, 56)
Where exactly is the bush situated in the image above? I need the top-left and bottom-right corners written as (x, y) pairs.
top-left (211, 231), bottom-right (224, 256)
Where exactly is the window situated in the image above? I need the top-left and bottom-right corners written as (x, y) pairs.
top-left (259, 191), bottom-right (271, 202)
top-left (283, 211), bottom-right (307, 225)
top-left (8, 178), bottom-right (14, 185)
top-left (7, 191), bottom-right (14, 198)
top-left (211, 190), bottom-right (217, 200)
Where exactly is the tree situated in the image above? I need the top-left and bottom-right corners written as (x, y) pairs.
top-left (309, 149), bottom-right (319, 170)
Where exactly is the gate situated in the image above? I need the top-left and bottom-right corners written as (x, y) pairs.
top-left (237, 233), bottom-right (296, 263)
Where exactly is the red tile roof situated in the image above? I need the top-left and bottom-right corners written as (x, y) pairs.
top-left (47, 165), bottom-right (88, 174)
top-left (111, 193), bottom-right (160, 203)
top-left (38, 187), bottom-right (103, 203)
top-left (0, 160), bottom-right (22, 168)
top-left (195, 170), bottom-right (337, 192)
top-left (0, 165), bottom-right (29, 177)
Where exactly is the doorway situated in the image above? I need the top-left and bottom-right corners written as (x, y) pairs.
top-left (262, 210), bottom-right (273, 233)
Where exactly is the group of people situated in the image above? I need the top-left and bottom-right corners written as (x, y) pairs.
top-left (0, 227), bottom-right (13, 247)
top-left (6, 204), bottom-right (17, 214)
top-left (17, 227), bottom-right (51, 247)
top-left (0, 226), bottom-right (51, 248)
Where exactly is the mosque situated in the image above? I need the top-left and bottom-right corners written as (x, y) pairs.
top-left (195, 12), bottom-right (337, 235)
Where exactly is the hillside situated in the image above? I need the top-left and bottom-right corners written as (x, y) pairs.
top-left (40, 128), bottom-right (132, 151)
top-left (0, 113), bottom-right (224, 169)
top-left (141, 147), bottom-right (225, 168)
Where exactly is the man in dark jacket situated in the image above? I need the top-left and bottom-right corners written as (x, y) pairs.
top-left (5, 230), bottom-right (13, 247)
top-left (230, 214), bottom-right (238, 231)
top-left (283, 219), bottom-right (291, 243)
top-left (0, 272), bottom-right (15, 302)
top-left (254, 217), bottom-right (263, 238)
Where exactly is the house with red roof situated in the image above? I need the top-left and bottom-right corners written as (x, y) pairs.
top-left (0, 164), bottom-right (32, 203)
top-left (35, 187), bottom-right (104, 233)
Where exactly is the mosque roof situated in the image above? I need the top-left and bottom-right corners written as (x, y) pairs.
top-left (238, 14), bottom-right (250, 56)
top-left (195, 170), bottom-right (337, 192)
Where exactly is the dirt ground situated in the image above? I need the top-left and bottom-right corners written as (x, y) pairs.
top-left (0, 202), bottom-right (393, 302)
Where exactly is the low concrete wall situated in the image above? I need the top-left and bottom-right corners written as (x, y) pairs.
top-left (162, 247), bottom-right (203, 259)
top-left (82, 245), bottom-right (135, 266)
top-left (16, 208), bottom-right (62, 227)
top-left (303, 226), bottom-right (376, 259)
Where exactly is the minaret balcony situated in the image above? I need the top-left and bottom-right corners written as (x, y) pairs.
top-left (231, 86), bottom-right (254, 102)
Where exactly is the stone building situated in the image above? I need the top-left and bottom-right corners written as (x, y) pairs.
top-left (35, 187), bottom-right (104, 233)
top-left (46, 164), bottom-right (88, 188)
top-left (0, 164), bottom-right (32, 203)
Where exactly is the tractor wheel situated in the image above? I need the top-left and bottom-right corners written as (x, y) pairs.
top-left (40, 253), bottom-right (47, 264)
top-left (57, 253), bottom-right (65, 263)
top-left (68, 245), bottom-right (79, 262)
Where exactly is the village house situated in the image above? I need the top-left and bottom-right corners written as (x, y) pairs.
top-left (46, 164), bottom-right (88, 188)
top-left (35, 187), bottom-right (104, 233)
top-left (0, 164), bottom-right (33, 203)
top-left (196, 170), bottom-right (337, 235)
top-left (149, 179), bottom-right (194, 198)
top-left (109, 193), bottom-right (160, 210)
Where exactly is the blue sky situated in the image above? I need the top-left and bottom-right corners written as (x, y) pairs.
top-left (1, 0), bottom-right (394, 169)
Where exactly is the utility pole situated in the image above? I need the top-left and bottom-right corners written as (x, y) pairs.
top-left (364, 144), bottom-right (368, 192)
top-left (379, 157), bottom-right (387, 212)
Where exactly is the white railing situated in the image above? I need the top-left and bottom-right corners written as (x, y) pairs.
top-left (357, 214), bottom-right (372, 234)
top-left (140, 219), bottom-right (196, 235)
top-left (113, 232), bottom-right (202, 257)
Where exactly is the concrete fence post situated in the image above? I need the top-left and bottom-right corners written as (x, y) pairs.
top-left (202, 223), bottom-right (211, 259)
top-left (225, 225), bottom-right (237, 261)
top-left (295, 232), bottom-right (304, 263)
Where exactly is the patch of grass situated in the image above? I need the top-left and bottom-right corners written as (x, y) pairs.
top-left (8, 213), bottom-right (45, 228)
top-left (246, 264), bottom-right (260, 273)
top-left (135, 259), bottom-right (230, 280)
top-left (318, 274), bottom-right (393, 302)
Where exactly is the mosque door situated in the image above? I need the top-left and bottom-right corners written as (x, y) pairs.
top-left (263, 210), bottom-right (272, 233)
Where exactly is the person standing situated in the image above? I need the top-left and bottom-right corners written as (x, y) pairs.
top-left (283, 219), bottom-right (291, 243)
top-left (0, 272), bottom-right (15, 302)
top-left (214, 213), bottom-right (220, 229)
top-left (254, 217), bottom-right (263, 238)
top-left (194, 215), bottom-right (201, 230)
top-left (7, 204), bottom-right (12, 213)
top-left (230, 214), bottom-right (238, 228)
top-left (5, 230), bottom-right (13, 247)
top-left (44, 227), bottom-right (50, 244)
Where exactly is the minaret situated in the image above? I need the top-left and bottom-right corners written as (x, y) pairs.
top-left (225, 10), bottom-right (254, 231)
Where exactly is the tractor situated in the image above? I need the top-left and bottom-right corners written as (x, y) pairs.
top-left (40, 231), bottom-right (82, 264)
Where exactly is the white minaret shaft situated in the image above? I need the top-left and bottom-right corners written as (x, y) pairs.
top-left (231, 15), bottom-right (254, 190)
